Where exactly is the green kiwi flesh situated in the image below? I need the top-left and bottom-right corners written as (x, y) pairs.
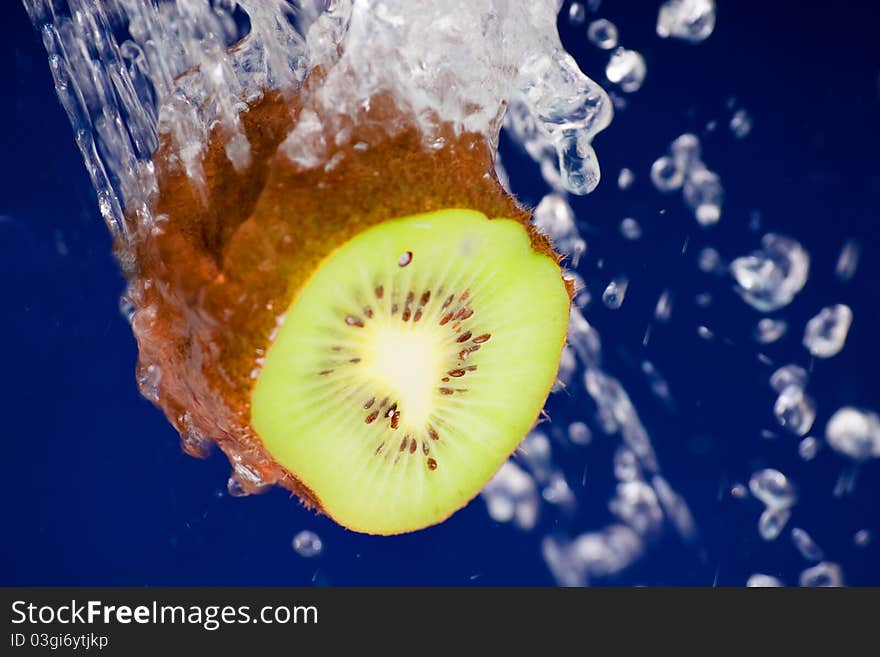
top-left (251, 208), bottom-right (570, 534)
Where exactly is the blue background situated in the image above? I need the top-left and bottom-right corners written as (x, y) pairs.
top-left (2, 1), bottom-right (878, 585)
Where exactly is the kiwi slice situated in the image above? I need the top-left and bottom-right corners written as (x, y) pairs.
top-left (251, 208), bottom-right (569, 534)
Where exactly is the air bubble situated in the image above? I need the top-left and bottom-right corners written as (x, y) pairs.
top-left (825, 407), bottom-right (880, 461)
top-left (754, 318), bottom-right (787, 344)
top-left (587, 19), bottom-right (618, 50)
top-left (791, 528), bottom-right (824, 562)
top-left (773, 386), bottom-right (816, 437)
top-left (747, 574), bottom-right (782, 587)
top-left (602, 276), bottom-right (629, 309)
top-left (620, 217), bottom-right (642, 240)
top-left (683, 168), bottom-right (723, 226)
top-left (292, 530), bottom-right (323, 558)
top-left (758, 506), bottom-right (790, 541)
top-left (770, 364), bottom-right (808, 394)
top-left (650, 155), bottom-right (685, 192)
top-left (656, 0), bottom-right (717, 43)
top-left (617, 167), bottom-right (635, 190)
top-left (730, 109), bottom-right (752, 139)
top-left (568, 421), bottom-right (593, 446)
top-left (606, 48), bottom-right (646, 93)
top-left (730, 234), bottom-right (810, 312)
top-left (803, 304), bottom-right (852, 358)
top-left (567, 2), bottom-right (586, 26)
top-left (749, 468), bottom-right (796, 509)
top-left (799, 562), bottom-right (843, 587)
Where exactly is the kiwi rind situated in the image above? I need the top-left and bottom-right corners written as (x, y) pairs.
top-left (127, 81), bottom-right (572, 526)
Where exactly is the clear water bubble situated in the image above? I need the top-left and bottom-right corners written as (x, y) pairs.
top-left (683, 167), bottom-right (723, 225)
top-left (729, 109), bottom-right (753, 138)
top-left (292, 530), bottom-right (323, 558)
top-left (656, 0), bottom-right (717, 43)
top-left (554, 346), bottom-right (577, 392)
top-left (654, 290), bottom-right (674, 322)
top-left (825, 407), bottom-right (880, 461)
top-left (620, 217), bottom-right (642, 240)
top-left (770, 364), bottom-right (809, 394)
top-left (587, 19), bottom-right (619, 50)
top-left (602, 275), bottom-right (629, 309)
top-left (650, 155), bottom-right (685, 192)
top-left (609, 481), bottom-right (664, 536)
top-left (606, 48), bottom-right (647, 93)
top-left (798, 436), bottom-right (820, 461)
top-left (802, 304), bottom-right (853, 358)
top-left (568, 2), bottom-right (586, 26)
top-left (568, 421), bottom-right (593, 446)
top-left (759, 506), bottom-right (791, 541)
top-left (533, 193), bottom-right (587, 265)
top-left (617, 167), bottom-right (635, 190)
top-left (670, 133), bottom-right (703, 173)
top-left (791, 528), bottom-right (824, 562)
top-left (799, 562), bottom-right (844, 587)
top-left (853, 529), bottom-right (872, 548)
top-left (747, 573), bottom-right (783, 587)
top-left (749, 468), bottom-right (797, 509)
top-left (730, 234), bottom-right (810, 312)
top-left (754, 318), bottom-right (788, 344)
top-left (835, 239), bottom-right (861, 282)
top-left (773, 386), bottom-right (816, 437)
top-left (698, 246), bottom-right (723, 273)
top-left (482, 461), bottom-right (540, 530)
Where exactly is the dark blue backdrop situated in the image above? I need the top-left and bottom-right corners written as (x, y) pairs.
top-left (2, 1), bottom-right (878, 585)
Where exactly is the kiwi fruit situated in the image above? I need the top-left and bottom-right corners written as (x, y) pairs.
top-left (128, 84), bottom-right (571, 535)
top-left (252, 209), bottom-right (570, 534)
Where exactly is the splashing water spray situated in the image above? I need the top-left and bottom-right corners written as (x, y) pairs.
top-left (24, 0), bottom-right (874, 583)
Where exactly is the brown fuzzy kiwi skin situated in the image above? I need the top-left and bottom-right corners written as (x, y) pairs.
top-left (122, 77), bottom-right (572, 528)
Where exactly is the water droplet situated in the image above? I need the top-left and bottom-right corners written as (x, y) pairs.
top-left (835, 239), bottom-right (861, 282)
top-left (798, 436), bottom-right (820, 461)
top-left (853, 529), bottom-right (872, 548)
top-left (568, 421), bottom-right (593, 446)
top-left (799, 562), bottom-right (843, 587)
top-left (825, 407), bottom-right (880, 461)
top-left (482, 461), bottom-right (539, 530)
top-left (754, 318), bottom-right (787, 344)
top-left (698, 247), bottom-right (723, 273)
top-left (759, 506), bottom-right (791, 541)
top-left (773, 385), bottom-right (816, 436)
top-left (567, 2), bottom-right (586, 26)
top-left (602, 276), bottom-right (629, 309)
top-left (730, 483), bottom-right (749, 499)
top-left (587, 19), bottom-right (618, 50)
top-left (791, 528), bottom-right (824, 562)
top-left (533, 194), bottom-right (586, 264)
top-left (730, 234), bottom-right (810, 312)
top-left (670, 132), bottom-right (702, 172)
top-left (747, 574), bottom-right (783, 587)
top-left (803, 304), bottom-right (853, 358)
top-left (749, 468), bottom-right (797, 509)
top-left (609, 481), bottom-right (663, 536)
top-left (292, 530), bottom-right (323, 558)
top-left (620, 217), bottom-right (642, 240)
top-left (683, 167), bottom-right (723, 226)
top-left (654, 290), bottom-right (673, 322)
top-left (729, 109), bottom-right (752, 138)
top-left (770, 364), bottom-right (808, 394)
top-left (606, 48), bottom-right (646, 93)
top-left (656, 0), bottom-right (716, 43)
top-left (650, 155), bottom-right (685, 191)
top-left (617, 167), bottom-right (635, 189)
